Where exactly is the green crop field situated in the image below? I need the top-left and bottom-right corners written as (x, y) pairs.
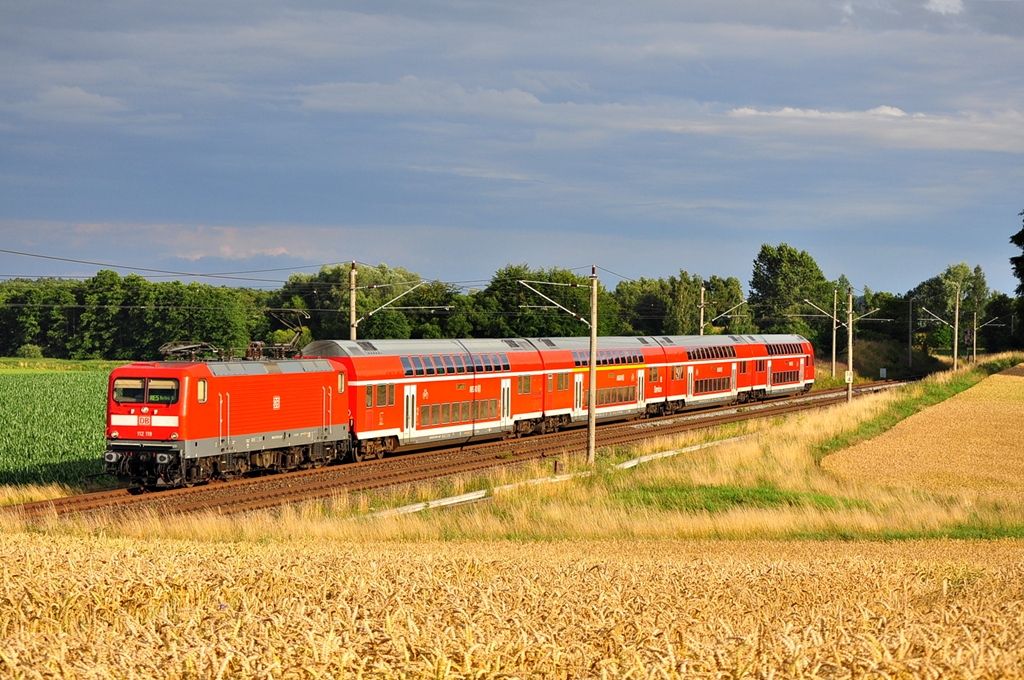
top-left (0, 371), bottom-right (109, 486)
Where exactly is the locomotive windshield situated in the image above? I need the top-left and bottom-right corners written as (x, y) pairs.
top-left (112, 378), bottom-right (180, 405)
top-left (112, 378), bottom-right (145, 403)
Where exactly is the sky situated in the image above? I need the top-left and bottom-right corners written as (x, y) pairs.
top-left (1, 0), bottom-right (1023, 296)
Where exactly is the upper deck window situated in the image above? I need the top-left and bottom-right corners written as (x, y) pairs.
top-left (112, 377), bottom-right (179, 405)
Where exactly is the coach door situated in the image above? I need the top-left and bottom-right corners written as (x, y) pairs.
top-left (687, 366), bottom-right (694, 400)
top-left (402, 385), bottom-right (417, 445)
top-left (637, 370), bottom-right (645, 407)
top-left (800, 356), bottom-right (806, 383)
top-left (573, 373), bottom-right (584, 420)
top-left (731, 363), bottom-right (737, 397)
top-left (500, 378), bottom-right (512, 430)
top-left (766, 360), bottom-right (773, 394)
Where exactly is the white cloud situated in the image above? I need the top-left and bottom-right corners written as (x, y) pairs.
top-left (726, 105), bottom-right (1024, 152)
top-left (2, 86), bottom-right (127, 123)
top-left (925, 0), bottom-right (964, 14)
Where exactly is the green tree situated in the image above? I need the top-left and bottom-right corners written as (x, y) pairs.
top-left (1010, 208), bottom-right (1024, 295)
top-left (748, 243), bottom-right (832, 348)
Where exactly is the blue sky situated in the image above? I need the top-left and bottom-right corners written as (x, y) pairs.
top-left (1, 0), bottom-right (1022, 294)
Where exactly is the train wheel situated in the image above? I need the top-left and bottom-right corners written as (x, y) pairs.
top-left (352, 448), bottom-right (365, 463)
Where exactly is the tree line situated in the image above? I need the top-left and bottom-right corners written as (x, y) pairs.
top-left (3, 231), bottom-right (1024, 361)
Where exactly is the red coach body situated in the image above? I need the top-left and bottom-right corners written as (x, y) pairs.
top-left (105, 334), bottom-right (814, 488)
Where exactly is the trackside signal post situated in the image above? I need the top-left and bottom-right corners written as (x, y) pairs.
top-left (847, 286), bottom-right (853, 404)
top-left (588, 266), bottom-right (598, 465)
top-left (518, 268), bottom-right (599, 464)
top-left (350, 261), bottom-right (357, 341)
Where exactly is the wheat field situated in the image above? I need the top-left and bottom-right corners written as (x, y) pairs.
top-left (823, 369), bottom-right (1024, 500)
top-left (2, 533), bottom-right (1023, 678)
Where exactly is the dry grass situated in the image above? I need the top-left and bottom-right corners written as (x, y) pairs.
top-left (2, 533), bottom-right (1024, 678)
top-left (4, 368), bottom-right (1024, 676)
top-left (824, 370), bottom-right (1024, 501)
top-left (11, 369), bottom-right (1021, 542)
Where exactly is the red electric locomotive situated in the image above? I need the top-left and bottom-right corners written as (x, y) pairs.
top-left (104, 334), bottom-right (814, 489)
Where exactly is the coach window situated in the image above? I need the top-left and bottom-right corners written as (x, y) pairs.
top-left (548, 374), bottom-right (553, 392)
top-left (197, 379), bottom-right (208, 404)
top-left (472, 354), bottom-right (484, 372)
top-left (481, 354), bottom-right (492, 372)
top-left (491, 353), bottom-right (503, 371)
top-left (488, 398), bottom-right (497, 418)
top-left (740, 363), bottom-right (747, 374)
top-left (411, 355), bottom-right (425, 376)
top-left (400, 356), bottom-right (414, 377)
top-left (499, 353), bottom-right (510, 371)
top-left (443, 355), bottom-right (456, 374)
top-left (376, 384), bottom-right (387, 407)
top-left (420, 404), bottom-right (430, 427)
top-left (366, 386), bottom-right (373, 408)
top-left (423, 356), bottom-right (436, 376)
top-left (388, 383), bottom-right (395, 406)
top-left (148, 379), bottom-right (179, 405)
top-left (430, 355), bottom-right (444, 375)
top-left (453, 355), bottom-right (466, 374)
top-left (524, 375), bottom-right (532, 393)
top-left (441, 403), bottom-right (450, 425)
top-left (337, 373), bottom-right (345, 394)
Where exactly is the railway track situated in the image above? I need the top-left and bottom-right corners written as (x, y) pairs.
top-left (8, 380), bottom-right (908, 521)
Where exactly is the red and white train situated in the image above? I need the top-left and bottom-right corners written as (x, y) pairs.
top-left (103, 334), bottom-right (814, 488)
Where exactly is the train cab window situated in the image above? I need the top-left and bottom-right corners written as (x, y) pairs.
top-left (411, 356), bottom-right (425, 376)
top-left (499, 353), bottom-right (510, 371)
top-left (431, 355), bottom-right (445, 375)
top-left (453, 355), bottom-right (466, 374)
top-left (337, 373), bottom-right (346, 393)
top-left (400, 356), bottom-right (414, 377)
top-left (376, 384), bottom-right (387, 407)
top-left (112, 378), bottom-right (146, 404)
top-left (197, 379), bottom-right (208, 404)
top-left (423, 356), bottom-right (436, 376)
top-left (147, 379), bottom-right (179, 405)
top-left (388, 383), bottom-right (395, 406)
top-left (366, 386), bottom-right (373, 408)
top-left (443, 355), bottom-right (456, 374)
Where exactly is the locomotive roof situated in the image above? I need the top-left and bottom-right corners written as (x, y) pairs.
top-left (302, 334), bottom-right (809, 358)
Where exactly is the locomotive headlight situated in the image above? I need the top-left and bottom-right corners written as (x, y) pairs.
top-left (170, 432), bottom-right (178, 440)
top-left (110, 431), bottom-right (119, 439)
top-left (155, 453), bottom-right (172, 465)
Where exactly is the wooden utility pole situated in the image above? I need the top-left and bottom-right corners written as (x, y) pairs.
top-left (699, 284), bottom-right (705, 336)
top-left (847, 286), bottom-right (853, 404)
top-left (349, 261), bottom-right (358, 341)
top-left (587, 266), bottom-right (598, 465)
top-left (831, 287), bottom-right (838, 378)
